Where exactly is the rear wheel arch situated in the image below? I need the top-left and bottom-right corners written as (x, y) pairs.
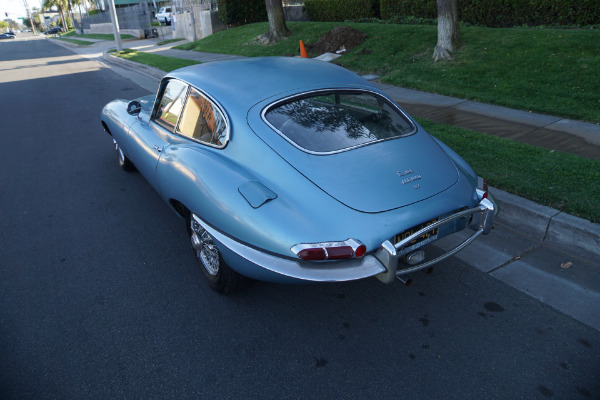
top-left (169, 199), bottom-right (190, 220)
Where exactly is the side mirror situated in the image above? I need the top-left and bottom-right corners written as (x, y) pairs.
top-left (127, 100), bottom-right (142, 115)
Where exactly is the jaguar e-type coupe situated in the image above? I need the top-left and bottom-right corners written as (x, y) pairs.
top-left (101, 57), bottom-right (496, 293)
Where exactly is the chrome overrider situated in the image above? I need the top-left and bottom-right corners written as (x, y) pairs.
top-left (191, 194), bottom-right (496, 284)
top-left (374, 195), bottom-right (496, 283)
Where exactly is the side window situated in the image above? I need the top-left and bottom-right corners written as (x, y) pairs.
top-left (177, 87), bottom-right (227, 147)
top-left (154, 79), bottom-right (188, 132)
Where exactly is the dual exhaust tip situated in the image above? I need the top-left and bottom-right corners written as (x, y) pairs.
top-left (396, 265), bottom-right (434, 287)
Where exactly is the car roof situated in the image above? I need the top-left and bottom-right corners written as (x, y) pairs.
top-left (166, 57), bottom-right (375, 111)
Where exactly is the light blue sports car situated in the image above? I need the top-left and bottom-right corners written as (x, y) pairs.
top-left (101, 57), bottom-right (496, 293)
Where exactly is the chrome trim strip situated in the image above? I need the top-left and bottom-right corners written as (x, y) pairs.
top-left (151, 78), bottom-right (231, 149)
top-left (290, 238), bottom-right (364, 258)
top-left (260, 88), bottom-right (417, 156)
top-left (191, 214), bottom-right (386, 282)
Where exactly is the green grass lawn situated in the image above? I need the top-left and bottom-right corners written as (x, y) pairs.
top-left (157, 38), bottom-right (184, 46)
top-left (55, 37), bottom-right (94, 45)
top-left (63, 32), bottom-right (136, 40)
top-left (110, 49), bottom-right (200, 72)
top-left (175, 21), bottom-right (600, 124)
top-left (418, 118), bottom-right (600, 223)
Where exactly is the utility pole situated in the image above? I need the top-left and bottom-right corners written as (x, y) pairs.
top-left (22, 0), bottom-right (36, 35)
top-left (107, 0), bottom-right (122, 51)
top-left (187, 0), bottom-right (196, 42)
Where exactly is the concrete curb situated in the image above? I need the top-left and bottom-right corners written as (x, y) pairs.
top-left (103, 52), bottom-right (166, 81)
top-left (491, 187), bottom-right (600, 265)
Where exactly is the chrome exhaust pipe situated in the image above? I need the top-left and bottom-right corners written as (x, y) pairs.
top-left (396, 275), bottom-right (413, 287)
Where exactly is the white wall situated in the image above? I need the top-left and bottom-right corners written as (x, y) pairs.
top-left (173, 9), bottom-right (226, 42)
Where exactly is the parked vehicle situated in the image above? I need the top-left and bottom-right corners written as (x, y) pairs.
top-left (156, 7), bottom-right (172, 25)
top-left (0, 33), bottom-right (16, 39)
top-left (101, 57), bottom-right (496, 293)
top-left (44, 26), bottom-right (63, 35)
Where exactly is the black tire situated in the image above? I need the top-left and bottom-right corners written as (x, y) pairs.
top-left (114, 139), bottom-right (136, 172)
top-left (188, 213), bottom-right (247, 294)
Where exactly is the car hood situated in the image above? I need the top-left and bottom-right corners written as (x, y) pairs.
top-left (248, 110), bottom-right (458, 213)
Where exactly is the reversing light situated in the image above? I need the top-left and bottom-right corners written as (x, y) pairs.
top-left (292, 239), bottom-right (366, 261)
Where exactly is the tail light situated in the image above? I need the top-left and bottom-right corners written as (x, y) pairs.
top-left (291, 239), bottom-right (366, 261)
top-left (477, 176), bottom-right (489, 200)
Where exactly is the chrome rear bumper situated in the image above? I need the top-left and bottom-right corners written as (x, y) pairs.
top-left (374, 197), bottom-right (497, 283)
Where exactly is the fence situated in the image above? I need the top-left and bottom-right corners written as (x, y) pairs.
top-left (174, 0), bottom-right (218, 13)
top-left (77, 5), bottom-right (152, 31)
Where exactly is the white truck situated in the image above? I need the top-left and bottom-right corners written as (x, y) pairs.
top-left (156, 7), bottom-right (172, 25)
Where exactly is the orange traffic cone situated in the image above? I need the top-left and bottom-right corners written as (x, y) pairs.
top-left (299, 40), bottom-right (308, 58)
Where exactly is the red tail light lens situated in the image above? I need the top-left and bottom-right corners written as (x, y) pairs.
top-left (355, 244), bottom-right (367, 258)
top-left (292, 239), bottom-right (366, 261)
top-left (325, 246), bottom-right (354, 260)
top-left (477, 176), bottom-right (489, 199)
top-left (297, 248), bottom-right (327, 261)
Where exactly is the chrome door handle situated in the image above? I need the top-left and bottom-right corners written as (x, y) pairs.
top-left (153, 145), bottom-right (163, 153)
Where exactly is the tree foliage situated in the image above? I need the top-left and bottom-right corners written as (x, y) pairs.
top-left (217, 0), bottom-right (267, 26)
top-left (304, 0), bottom-right (380, 21)
top-left (42, 0), bottom-right (69, 32)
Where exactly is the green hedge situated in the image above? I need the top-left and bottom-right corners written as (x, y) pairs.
top-left (379, 0), bottom-right (600, 27)
top-left (380, 0), bottom-right (436, 21)
top-left (217, 0), bottom-right (267, 26)
top-left (460, 0), bottom-right (600, 27)
top-left (305, 0), bottom-right (380, 22)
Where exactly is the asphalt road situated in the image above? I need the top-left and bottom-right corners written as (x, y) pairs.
top-left (1, 36), bottom-right (599, 400)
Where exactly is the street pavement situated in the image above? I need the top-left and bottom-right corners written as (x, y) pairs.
top-left (48, 33), bottom-right (600, 331)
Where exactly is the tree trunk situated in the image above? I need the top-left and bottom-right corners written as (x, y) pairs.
top-left (58, 5), bottom-right (68, 32)
top-left (433, 0), bottom-right (460, 62)
top-left (258, 0), bottom-right (290, 44)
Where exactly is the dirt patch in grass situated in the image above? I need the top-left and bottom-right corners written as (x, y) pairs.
top-left (306, 26), bottom-right (367, 55)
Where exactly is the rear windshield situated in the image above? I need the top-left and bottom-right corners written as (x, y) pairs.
top-left (264, 91), bottom-right (415, 153)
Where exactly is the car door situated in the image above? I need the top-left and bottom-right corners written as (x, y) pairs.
top-left (129, 79), bottom-right (189, 188)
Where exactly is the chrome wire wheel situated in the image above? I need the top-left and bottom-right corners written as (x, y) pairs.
top-left (113, 139), bottom-right (135, 171)
top-left (190, 218), bottom-right (221, 276)
top-left (187, 213), bottom-right (248, 293)
top-left (117, 147), bottom-right (126, 164)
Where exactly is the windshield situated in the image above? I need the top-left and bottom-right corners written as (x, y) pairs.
top-left (263, 90), bottom-right (415, 153)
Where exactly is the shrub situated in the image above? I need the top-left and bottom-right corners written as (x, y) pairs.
top-left (380, 0), bottom-right (600, 27)
top-left (305, 0), bottom-right (380, 22)
top-left (216, 0), bottom-right (267, 26)
top-left (380, 0), bottom-right (436, 21)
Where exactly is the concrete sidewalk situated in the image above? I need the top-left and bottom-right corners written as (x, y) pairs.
top-left (49, 35), bottom-right (600, 330)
